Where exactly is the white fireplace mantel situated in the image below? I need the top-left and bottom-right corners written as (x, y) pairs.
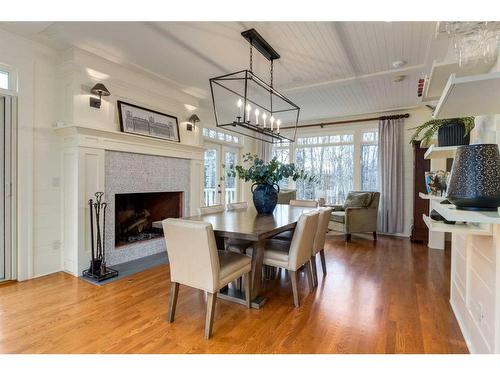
top-left (55, 125), bottom-right (204, 276)
top-left (55, 125), bottom-right (205, 161)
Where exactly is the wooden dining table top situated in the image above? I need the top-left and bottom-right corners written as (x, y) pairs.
top-left (182, 204), bottom-right (316, 241)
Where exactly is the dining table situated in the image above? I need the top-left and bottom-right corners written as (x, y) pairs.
top-left (157, 204), bottom-right (315, 309)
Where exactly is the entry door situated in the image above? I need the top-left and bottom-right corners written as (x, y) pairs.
top-left (203, 143), bottom-right (239, 206)
top-left (1, 95), bottom-right (15, 281)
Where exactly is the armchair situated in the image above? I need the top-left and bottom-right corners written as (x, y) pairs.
top-left (328, 191), bottom-right (380, 242)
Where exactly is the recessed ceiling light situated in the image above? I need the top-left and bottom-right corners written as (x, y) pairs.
top-left (392, 60), bottom-right (407, 69)
top-left (394, 75), bottom-right (407, 82)
top-left (184, 104), bottom-right (197, 111)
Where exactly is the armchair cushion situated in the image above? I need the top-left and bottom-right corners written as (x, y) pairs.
top-left (330, 211), bottom-right (345, 223)
top-left (343, 191), bottom-right (373, 209)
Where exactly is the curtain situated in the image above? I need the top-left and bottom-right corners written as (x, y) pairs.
top-left (257, 139), bottom-right (272, 162)
top-left (377, 117), bottom-right (404, 234)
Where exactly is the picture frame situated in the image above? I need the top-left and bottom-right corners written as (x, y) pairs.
top-left (117, 100), bottom-right (180, 143)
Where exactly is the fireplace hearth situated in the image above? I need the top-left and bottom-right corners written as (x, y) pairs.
top-left (115, 191), bottom-right (183, 247)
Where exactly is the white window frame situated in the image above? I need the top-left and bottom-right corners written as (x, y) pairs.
top-left (275, 123), bottom-right (378, 202)
top-left (202, 126), bottom-right (243, 148)
top-left (0, 64), bottom-right (18, 96)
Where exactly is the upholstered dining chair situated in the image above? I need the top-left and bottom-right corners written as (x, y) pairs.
top-left (199, 204), bottom-right (225, 215)
top-left (310, 207), bottom-right (333, 286)
top-left (163, 218), bottom-right (252, 339)
top-left (261, 211), bottom-right (319, 307)
top-left (289, 199), bottom-right (319, 208)
top-left (227, 201), bottom-right (248, 210)
top-left (273, 199), bottom-right (319, 241)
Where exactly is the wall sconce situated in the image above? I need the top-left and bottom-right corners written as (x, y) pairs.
top-left (90, 83), bottom-right (111, 109)
top-left (187, 114), bottom-right (200, 131)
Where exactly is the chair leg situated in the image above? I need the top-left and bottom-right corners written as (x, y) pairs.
top-left (345, 233), bottom-right (351, 242)
top-left (244, 272), bottom-right (252, 308)
top-left (167, 282), bottom-right (179, 323)
top-left (305, 261), bottom-right (314, 293)
top-left (310, 255), bottom-right (318, 287)
top-left (290, 270), bottom-right (300, 308)
top-left (319, 249), bottom-right (327, 276)
top-left (204, 292), bottom-right (217, 339)
top-left (373, 231), bottom-right (377, 241)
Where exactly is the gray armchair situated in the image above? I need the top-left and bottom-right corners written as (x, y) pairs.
top-left (328, 191), bottom-right (380, 242)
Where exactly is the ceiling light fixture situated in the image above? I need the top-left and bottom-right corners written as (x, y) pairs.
top-left (209, 28), bottom-right (300, 144)
top-left (391, 60), bottom-right (407, 69)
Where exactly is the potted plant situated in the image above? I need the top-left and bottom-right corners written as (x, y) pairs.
top-left (409, 117), bottom-right (475, 147)
top-left (227, 153), bottom-right (316, 214)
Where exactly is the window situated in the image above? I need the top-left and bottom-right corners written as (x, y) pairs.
top-left (0, 70), bottom-right (9, 90)
top-left (272, 128), bottom-right (378, 204)
top-left (202, 127), bottom-right (240, 145)
top-left (295, 136), bottom-right (354, 204)
top-left (271, 142), bottom-right (290, 189)
top-left (361, 131), bottom-right (378, 191)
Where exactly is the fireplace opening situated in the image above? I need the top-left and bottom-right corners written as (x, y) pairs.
top-left (115, 191), bottom-right (183, 247)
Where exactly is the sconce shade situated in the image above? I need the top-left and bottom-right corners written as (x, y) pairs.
top-left (90, 83), bottom-right (111, 97)
top-left (189, 114), bottom-right (200, 123)
top-left (447, 144), bottom-right (500, 211)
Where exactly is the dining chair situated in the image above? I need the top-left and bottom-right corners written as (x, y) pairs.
top-left (273, 199), bottom-right (319, 241)
top-left (227, 201), bottom-right (248, 210)
top-left (163, 218), bottom-right (252, 339)
top-left (261, 211), bottom-right (319, 307)
top-left (310, 207), bottom-right (333, 286)
top-left (199, 204), bottom-right (225, 215)
top-left (289, 199), bottom-right (319, 208)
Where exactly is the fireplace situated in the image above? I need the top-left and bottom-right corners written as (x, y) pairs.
top-left (115, 191), bottom-right (183, 247)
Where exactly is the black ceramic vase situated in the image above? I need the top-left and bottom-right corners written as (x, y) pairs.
top-left (252, 183), bottom-right (279, 215)
top-left (447, 144), bottom-right (500, 211)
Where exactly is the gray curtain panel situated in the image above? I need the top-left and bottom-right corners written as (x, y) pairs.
top-left (377, 117), bottom-right (404, 233)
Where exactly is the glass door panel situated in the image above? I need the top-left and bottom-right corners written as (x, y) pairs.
top-left (223, 148), bottom-right (238, 204)
top-left (203, 147), bottom-right (220, 206)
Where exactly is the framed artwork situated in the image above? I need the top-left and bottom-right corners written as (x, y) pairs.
top-left (117, 100), bottom-right (180, 143)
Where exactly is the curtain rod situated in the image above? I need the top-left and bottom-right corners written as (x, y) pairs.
top-left (281, 113), bottom-right (410, 130)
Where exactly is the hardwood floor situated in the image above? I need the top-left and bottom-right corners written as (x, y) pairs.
top-left (0, 234), bottom-right (468, 354)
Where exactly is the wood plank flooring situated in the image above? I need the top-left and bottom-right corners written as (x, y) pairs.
top-left (0, 234), bottom-right (468, 353)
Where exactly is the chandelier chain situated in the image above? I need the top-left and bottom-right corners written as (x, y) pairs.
top-left (249, 42), bottom-right (253, 72)
top-left (270, 59), bottom-right (274, 88)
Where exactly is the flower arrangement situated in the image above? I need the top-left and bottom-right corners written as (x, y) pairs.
top-left (226, 153), bottom-right (316, 186)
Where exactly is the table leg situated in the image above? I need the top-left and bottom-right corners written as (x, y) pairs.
top-left (250, 240), bottom-right (265, 300)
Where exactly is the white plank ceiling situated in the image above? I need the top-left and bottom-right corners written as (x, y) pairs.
top-left (1, 21), bottom-right (452, 122)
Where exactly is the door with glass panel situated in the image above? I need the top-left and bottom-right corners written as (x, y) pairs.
top-left (203, 143), bottom-right (239, 206)
top-left (1, 95), bottom-right (15, 281)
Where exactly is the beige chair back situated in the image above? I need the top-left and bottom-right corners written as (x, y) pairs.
top-left (313, 207), bottom-right (333, 255)
top-left (199, 204), bottom-right (225, 215)
top-left (163, 218), bottom-right (220, 293)
top-left (227, 201), bottom-right (248, 210)
top-left (289, 199), bottom-right (318, 208)
top-left (288, 211), bottom-right (319, 270)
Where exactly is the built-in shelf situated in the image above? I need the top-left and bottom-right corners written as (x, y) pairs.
top-left (419, 192), bottom-right (447, 201)
top-left (431, 201), bottom-right (500, 225)
top-left (423, 214), bottom-right (493, 236)
top-left (424, 144), bottom-right (458, 159)
top-left (423, 59), bottom-right (496, 101)
top-left (433, 72), bottom-right (500, 119)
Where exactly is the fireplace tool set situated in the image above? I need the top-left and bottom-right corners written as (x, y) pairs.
top-left (82, 192), bottom-right (119, 282)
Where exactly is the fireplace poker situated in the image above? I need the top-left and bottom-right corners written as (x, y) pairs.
top-left (100, 202), bottom-right (108, 275)
top-left (88, 199), bottom-right (95, 274)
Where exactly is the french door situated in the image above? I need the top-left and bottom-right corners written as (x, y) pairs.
top-left (203, 143), bottom-right (239, 206)
top-left (0, 95), bottom-right (16, 281)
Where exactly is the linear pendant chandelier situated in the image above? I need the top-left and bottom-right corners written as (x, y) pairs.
top-left (209, 28), bottom-right (300, 144)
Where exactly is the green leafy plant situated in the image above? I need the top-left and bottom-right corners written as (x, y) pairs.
top-left (409, 117), bottom-right (475, 146)
top-left (226, 153), bottom-right (316, 186)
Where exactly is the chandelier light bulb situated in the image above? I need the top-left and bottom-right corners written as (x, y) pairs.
top-left (254, 108), bottom-right (260, 125)
top-left (276, 119), bottom-right (281, 133)
top-left (237, 99), bottom-right (243, 119)
top-left (246, 104), bottom-right (251, 122)
top-left (262, 113), bottom-right (267, 128)
top-left (270, 116), bottom-right (275, 131)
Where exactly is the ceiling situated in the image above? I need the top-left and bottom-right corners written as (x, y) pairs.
top-left (1, 21), bottom-right (453, 122)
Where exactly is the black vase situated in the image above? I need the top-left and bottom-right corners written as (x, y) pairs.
top-left (447, 144), bottom-right (500, 211)
top-left (252, 183), bottom-right (279, 215)
top-left (438, 122), bottom-right (470, 147)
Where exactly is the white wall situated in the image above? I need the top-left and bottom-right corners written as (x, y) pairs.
top-left (0, 28), bottom-right (60, 280)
